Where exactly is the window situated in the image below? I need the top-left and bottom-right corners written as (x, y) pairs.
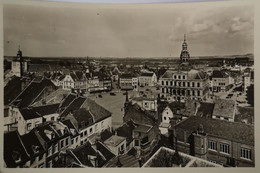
top-left (240, 148), bottom-right (251, 160)
top-left (220, 143), bottom-right (229, 154)
top-left (27, 123), bottom-right (32, 131)
top-left (197, 90), bottom-right (200, 96)
top-left (84, 131), bottom-right (87, 136)
top-left (166, 81), bottom-right (168, 86)
top-left (89, 128), bottom-right (93, 134)
top-left (80, 132), bottom-right (83, 137)
top-left (71, 139), bottom-right (74, 144)
top-left (197, 82), bottom-right (200, 87)
top-left (162, 88), bottom-right (165, 93)
top-left (174, 81), bottom-right (177, 86)
top-left (51, 117), bottom-right (55, 121)
top-left (170, 81), bottom-right (173, 86)
top-left (192, 82), bottom-right (195, 87)
top-left (135, 140), bottom-right (139, 146)
top-left (174, 75), bottom-right (176, 79)
top-left (183, 75), bottom-right (185, 79)
top-left (47, 147), bottom-right (52, 157)
top-left (61, 140), bottom-right (64, 148)
top-left (65, 138), bottom-right (69, 146)
top-left (120, 144), bottom-right (124, 151)
top-left (208, 140), bottom-right (217, 151)
top-left (76, 137), bottom-right (78, 142)
top-left (164, 117), bottom-right (166, 120)
top-left (178, 75), bottom-right (181, 79)
top-left (53, 144), bottom-right (58, 154)
top-left (162, 81), bottom-right (164, 85)
top-left (183, 82), bottom-right (185, 87)
top-left (188, 82), bottom-right (190, 87)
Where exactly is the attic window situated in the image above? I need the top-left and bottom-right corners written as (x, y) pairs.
top-left (32, 145), bottom-right (40, 154)
top-left (12, 150), bottom-right (21, 163)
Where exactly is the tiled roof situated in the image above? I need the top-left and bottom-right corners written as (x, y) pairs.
top-left (19, 104), bottom-right (59, 121)
top-left (60, 93), bottom-right (77, 108)
top-left (187, 69), bottom-right (207, 80)
top-left (160, 71), bottom-right (173, 79)
top-left (116, 120), bottom-right (136, 145)
top-left (32, 88), bottom-right (70, 107)
top-left (4, 76), bottom-right (22, 105)
top-left (196, 102), bottom-right (215, 118)
top-left (101, 129), bottom-right (113, 142)
top-left (60, 97), bottom-right (86, 117)
top-left (4, 131), bottom-right (30, 167)
top-left (71, 108), bottom-right (94, 129)
top-left (173, 116), bottom-right (254, 144)
top-left (140, 72), bottom-right (154, 77)
top-left (96, 141), bottom-right (115, 167)
top-left (81, 98), bottom-right (112, 123)
top-left (124, 104), bottom-right (156, 126)
top-left (12, 79), bottom-right (56, 108)
top-left (120, 73), bottom-right (135, 79)
top-left (235, 106), bottom-right (254, 125)
top-left (212, 99), bottom-right (236, 119)
top-left (104, 135), bottom-right (126, 147)
top-left (20, 130), bottom-right (45, 157)
top-left (72, 142), bottom-right (97, 167)
top-left (167, 101), bottom-right (185, 114)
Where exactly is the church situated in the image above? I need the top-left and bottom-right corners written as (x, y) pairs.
top-left (159, 35), bottom-right (209, 102)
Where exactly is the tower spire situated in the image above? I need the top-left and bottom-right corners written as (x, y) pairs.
top-left (180, 34), bottom-right (190, 64)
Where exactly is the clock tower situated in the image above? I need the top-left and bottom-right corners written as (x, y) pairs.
top-left (180, 34), bottom-right (190, 64)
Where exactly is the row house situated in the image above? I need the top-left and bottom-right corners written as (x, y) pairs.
top-left (169, 116), bottom-right (254, 167)
top-left (4, 120), bottom-right (78, 168)
top-left (119, 73), bottom-right (138, 90)
top-left (16, 104), bottom-right (60, 135)
top-left (210, 70), bottom-right (234, 92)
top-left (61, 71), bottom-right (87, 90)
top-left (7, 79), bottom-right (57, 131)
top-left (159, 69), bottom-right (209, 102)
top-left (138, 72), bottom-right (157, 87)
top-left (60, 97), bottom-right (112, 146)
top-left (35, 121), bottom-right (76, 168)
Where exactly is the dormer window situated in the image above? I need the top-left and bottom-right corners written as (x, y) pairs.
top-left (32, 145), bottom-right (40, 154)
top-left (12, 150), bottom-right (21, 163)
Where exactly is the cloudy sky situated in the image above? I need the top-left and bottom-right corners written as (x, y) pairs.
top-left (3, 0), bottom-right (254, 57)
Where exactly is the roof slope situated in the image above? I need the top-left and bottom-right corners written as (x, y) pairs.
top-left (212, 99), bottom-right (236, 119)
top-left (12, 79), bottom-right (56, 108)
top-left (174, 116), bottom-right (254, 144)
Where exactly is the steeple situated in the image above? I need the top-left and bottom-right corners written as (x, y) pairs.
top-left (180, 34), bottom-right (190, 64)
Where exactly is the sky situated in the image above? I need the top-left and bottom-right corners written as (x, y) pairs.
top-left (3, 0), bottom-right (254, 58)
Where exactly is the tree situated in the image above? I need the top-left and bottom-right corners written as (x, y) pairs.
top-left (246, 84), bottom-right (254, 107)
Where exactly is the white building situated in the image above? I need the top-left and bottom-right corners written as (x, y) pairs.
top-left (16, 104), bottom-right (60, 135)
top-left (138, 72), bottom-right (157, 87)
top-left (104, 135), bottom-right (127, 156)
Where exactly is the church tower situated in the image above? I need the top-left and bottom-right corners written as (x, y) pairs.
top-left (180, 34), bottom-right (190, 64)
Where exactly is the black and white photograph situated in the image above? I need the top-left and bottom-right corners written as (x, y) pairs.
top-left (1, 0), bottom-right (256, 169)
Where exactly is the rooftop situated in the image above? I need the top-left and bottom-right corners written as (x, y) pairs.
top-left (143, 147), bottom-right (222, 167)
top-left (104, 135), bottom-right (126, 147)
top-left (173, 116), bottom-right (254, 144)
top-left (212, 99), bottom-right (236, 119)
